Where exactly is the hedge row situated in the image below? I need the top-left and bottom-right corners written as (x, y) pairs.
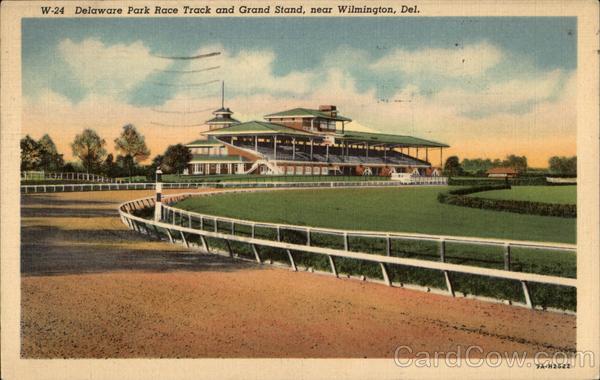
top-left (438, 185), bottom-right (577, 218)
top-left (448, 177), bottom-right (548, 186)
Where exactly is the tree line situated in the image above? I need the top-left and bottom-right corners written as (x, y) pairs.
top-left (444, 154), bottom-right (576, 176)
top-left (21, 125), bottom-right (193, 179)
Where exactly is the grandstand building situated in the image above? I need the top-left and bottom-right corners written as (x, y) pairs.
top-left (185, 104), bottom-right (449, 176)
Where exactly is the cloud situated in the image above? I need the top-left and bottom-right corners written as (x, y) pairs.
top-left (58, 38), bottom-right (170, 96)
top-left (431, 69), bottom-right (565, 115)
top-left (170, 44), bottom-right (317, 98)
top-left (370, 42), bottom-right (503, 77)
top-left (24, 41), bottom-right (575, 167)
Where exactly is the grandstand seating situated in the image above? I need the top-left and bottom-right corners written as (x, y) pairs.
top-left (231, 142), bottom-right (426, 166)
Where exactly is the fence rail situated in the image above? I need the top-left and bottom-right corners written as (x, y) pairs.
top-left (21, 171), bottom-right (123, 183)
top-left (118, 191), bottom-right (577, 311)
top-left (21, 179), bottom-right (445, 193)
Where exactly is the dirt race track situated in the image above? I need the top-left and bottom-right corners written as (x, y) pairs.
top-left (21, 190), bottom-right (576, 358)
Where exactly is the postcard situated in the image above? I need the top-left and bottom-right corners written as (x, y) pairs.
top-left (1, 1), bottom-right (599, 379)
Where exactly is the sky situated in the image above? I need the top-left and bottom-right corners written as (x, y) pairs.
top-left (22, 17), bottom-right (577, 167)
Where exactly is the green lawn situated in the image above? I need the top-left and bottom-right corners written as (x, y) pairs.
top-left (175, 187), bottom-right (575, 243)
top-left (472, 186), bottom-right (576, 204)
top-left (171, 187), bottom-right (576, 310)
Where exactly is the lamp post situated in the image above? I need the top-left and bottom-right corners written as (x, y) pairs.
top-left (154, 167), bottom-right (163, 222)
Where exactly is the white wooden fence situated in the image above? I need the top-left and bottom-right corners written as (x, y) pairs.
top-left (21, 179), bottom-right (446, 193)
top-left (21, 171), bottom-right (123, 183)
top-left (118, 191), bottom-right (577, 311)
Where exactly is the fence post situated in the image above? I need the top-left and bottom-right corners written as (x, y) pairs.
top-left (343, 232), bottom-right (349, 251)
top-left (328, 255), bottom-right (338, 277)
top-left (439, 238), bottom-right (446, 262)
top-left (306, 228), bottom-right (311, 246)
top-left (251, 223), bottom-right (256, 238)
top-left (214, 218), bottom-right (218, 232)
top-left (251, 244), bottom-right (262, 263)
top-left (521, 280), bottom-right (533, 308)
top-left (200, 235), bottom-right (210, 253)
top-left (444, 271), bottom-right (455, 297)
top-left (165, 229), bottom-right (174, 244)
top-left (386, 235), bottom-right (391, 256)
top-left (276, 226), bottom-right (281, 242)
top-left (380, 263), bottom-right (391, 286)
top-left (152, 224), bottom-right (162, 241)
top-left (504, 243), bottom-right (512, 271)
top-left (286, 249), bottom-right (297, 271)
top-left (439, 238), bottom-right (454, 296)
top-left (179, 231), bottom-right (189, 248)
top-left (225, 240), bottom-right (234, 257)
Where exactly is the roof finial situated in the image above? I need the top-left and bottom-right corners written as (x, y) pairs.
top-left (221, 80), bottom-right (225, 109)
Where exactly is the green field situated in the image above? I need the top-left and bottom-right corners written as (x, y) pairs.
top-left (172, 186), bottom-right (576, 310)
top-left (472, 186), bottom-right (576, 204)
top-left (175, 187), bottom-right (575, 243)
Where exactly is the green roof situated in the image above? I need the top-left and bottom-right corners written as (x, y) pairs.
top-left (186, 136), bottom-right (225, 147)
top-left (206, 117), bottom-right (240, 124)
top-left (339, 130), bottom-right (449, 148)
top-left (205, 121), bottom-right (318, 137)
top-left (265, 108), bottom-right (352, 122)
top-left (189, 154), bottom-right (249, 163)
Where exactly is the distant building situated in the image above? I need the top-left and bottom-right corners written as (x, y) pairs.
top-left (487, 167), bottom-right (519, 178)
top-left (184, 103), bottom-right (449, 176)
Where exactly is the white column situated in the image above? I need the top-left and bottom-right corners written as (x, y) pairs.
top-left (274, 137), bottom-right (277, 159)
top-left (154, 169), bottom-right (163, 222)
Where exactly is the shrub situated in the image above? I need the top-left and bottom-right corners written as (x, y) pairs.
top-left (448, 177), bottom-right (548, 186)
top-left (438, 185), bottom-right (576, 218)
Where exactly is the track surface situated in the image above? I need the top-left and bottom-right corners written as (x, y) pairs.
top-left (21, 190), bottom-right (576, 358)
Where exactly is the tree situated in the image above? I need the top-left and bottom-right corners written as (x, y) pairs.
top-left (502, 154), bottom-right (528, 173)
top-left (145, 154), bottom-right (164, 180)
top-left (161, 144), bottom-right (191, 174)
top-left (20, 135), bottom-right (42, 171)
top-left (71, 129), bottom-right (107, 173)
top-left (102, 153), bottom-right (118, 177)
top-left (38, 134), bottom-right (64, 172)
top-left (461, 158), bottom-right (494, 174)
top-left (114, 124), bottom-right (150, 177)
top-left (443, 156), bottom-right (462, 176)
top-left (549, 156), bottom-right (577, 175)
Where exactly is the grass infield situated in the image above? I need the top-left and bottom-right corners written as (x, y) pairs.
top-left (172, 187), bottom-right (576, 310)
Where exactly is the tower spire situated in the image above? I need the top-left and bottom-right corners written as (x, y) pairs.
top-left (221, 80), bottom-right (224, 109)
